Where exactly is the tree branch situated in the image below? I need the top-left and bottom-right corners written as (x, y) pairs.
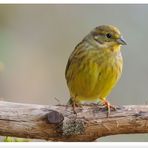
top-left (0, 101), bottom-right (148, 141)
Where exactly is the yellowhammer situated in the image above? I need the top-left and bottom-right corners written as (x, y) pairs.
top-left (65, 25), bottom-right (126, 116)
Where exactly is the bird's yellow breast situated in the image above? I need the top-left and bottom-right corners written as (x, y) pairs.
top-left (66, 47), bottom-right (123, 102)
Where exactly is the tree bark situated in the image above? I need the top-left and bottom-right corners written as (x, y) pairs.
top-left (0, 101), bottom-right (148, 141)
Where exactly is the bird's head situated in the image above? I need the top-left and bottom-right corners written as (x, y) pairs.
top-left (89, 25), bottom-right (127, 51)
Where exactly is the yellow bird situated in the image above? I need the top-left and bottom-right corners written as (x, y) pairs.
top-left (65, 25), bottom-right (126, 116)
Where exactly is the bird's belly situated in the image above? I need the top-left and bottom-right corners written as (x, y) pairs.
top-left (69, 60), bottom-right (122, 101)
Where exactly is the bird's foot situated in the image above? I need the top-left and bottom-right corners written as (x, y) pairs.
top-left (67, 98), bottom-right (82, 114)
top-left (102, 100), bottom-right (116, 117)
top-left (72, 102), bottom-right (83, 114)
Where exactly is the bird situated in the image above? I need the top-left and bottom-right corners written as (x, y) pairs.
top-left (65, 25), bottom-right (126, 116)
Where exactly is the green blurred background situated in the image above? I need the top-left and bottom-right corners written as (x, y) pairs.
top-left (0, 4), bottom-right (148, 142)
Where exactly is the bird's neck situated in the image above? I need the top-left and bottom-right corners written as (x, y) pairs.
top-left (108, 44), bottom-right (121, 53)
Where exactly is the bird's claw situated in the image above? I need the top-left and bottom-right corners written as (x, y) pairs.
top-left (102, 100), bottom-right (116, 117)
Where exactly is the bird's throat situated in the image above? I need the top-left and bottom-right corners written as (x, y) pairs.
top-left (110, 44), bottom-right (121, 52)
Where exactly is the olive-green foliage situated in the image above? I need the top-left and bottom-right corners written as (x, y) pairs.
top-left (3, 136), bottom-right (30, 142)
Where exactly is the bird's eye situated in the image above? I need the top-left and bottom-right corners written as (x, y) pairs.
top-left (106, 33), bottom-right (112, 38)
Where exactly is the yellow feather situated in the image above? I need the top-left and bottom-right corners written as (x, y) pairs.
top-left (65, 25), bottom-right (125, 106)
top-left (66, 46), bottom-right (122, 102)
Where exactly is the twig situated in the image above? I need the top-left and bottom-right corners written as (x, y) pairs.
top-left (0, 101), bottom-right (148, 141)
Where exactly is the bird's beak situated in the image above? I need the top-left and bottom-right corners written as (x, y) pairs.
top-left (117, 36), bottom-right (127, 45)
